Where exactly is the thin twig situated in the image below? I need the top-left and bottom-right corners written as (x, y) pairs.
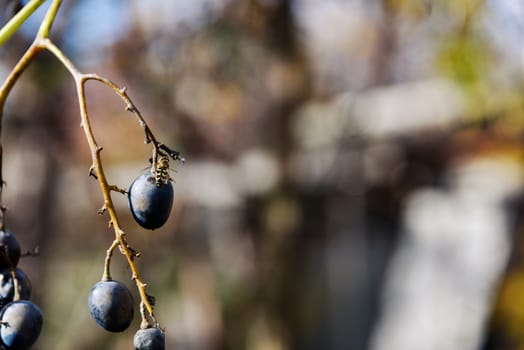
top-left (0, 43), bottom-right (43, 225)
top-left (36, 0), bottom-right (62, 38)
top-left (73, 75), bottom-right (158, 323)
top-left (103, 239), bottom-right (119, 281)
top-left (42, 38), bottom-right (162, 325)
top-left (0, 0), bottom-right (46, 46)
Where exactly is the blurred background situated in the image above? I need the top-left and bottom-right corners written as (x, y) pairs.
top-left (1, 0), bottom-right (524, 349)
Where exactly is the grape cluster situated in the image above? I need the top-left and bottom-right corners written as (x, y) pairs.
top-left (0, 230), bottom-right (42, 350)
top-left (87, 169), bottom-right (173, 349)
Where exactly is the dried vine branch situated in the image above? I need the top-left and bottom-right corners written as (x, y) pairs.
top-left (0, 0), bottom-right (181, 328)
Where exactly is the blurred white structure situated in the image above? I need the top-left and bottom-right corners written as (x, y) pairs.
top-left (370, 158), bottom-right (523, 350)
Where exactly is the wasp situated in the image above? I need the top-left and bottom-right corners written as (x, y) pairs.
top-left (154, 155), bottom-right (171, 186)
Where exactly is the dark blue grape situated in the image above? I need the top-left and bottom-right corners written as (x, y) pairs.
top-left (0, 300), bottom-right (42, 350)
top-left (133, 327), bottom-right (165, 350)
top-left (0, 268), bottom-right (31, 309)
top-left (88, 280), bottom-right (134, 333)
top-left (0, 231), bottom-right (20, 269)
top-left (128, 172), bottom-right (174, 230)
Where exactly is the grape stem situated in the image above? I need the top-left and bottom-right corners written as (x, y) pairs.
top-left (0, 0), bottom-right (179, 328)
